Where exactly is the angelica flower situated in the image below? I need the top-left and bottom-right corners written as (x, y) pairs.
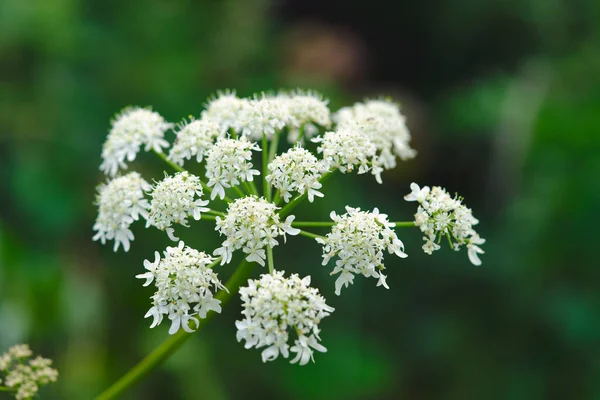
top-left (266, 146), bottom-right (325, 203)
top-left (236, 271), bottom-right (334, 365)
top-left (317, 206), bottom-right (407, 295)
top-left (137, 241), bottom-right (226, 334)
top-left (201, 91), bottom-right (251, 133)
top-left (100, 107), bottom-right (173, 176)
top-left (93, 172), bottom-right (151, 252)
top-left (214, 196), bottom-right (299, 266)
top-left (404, 182), bottom-right (485, 265)
top-left (278, 90), bottom-right (331, 142)
top-left (237, 94), bottom-right (291, 141)
top-left (205, 137), bottom-right (261, 200)
top-left (334, 99), bottom-right (416, 169)
top-left (0, 344), bottom-right (58, 400)
top-left (146, 172), bottom-right (210, 241)
top-left (168, 118), bottom-right (222, 166)
top-left (313, 127), bottom-right (383, 183)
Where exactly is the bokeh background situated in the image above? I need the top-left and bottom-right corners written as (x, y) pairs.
top-left (1, 0), bottom-right (600, 399)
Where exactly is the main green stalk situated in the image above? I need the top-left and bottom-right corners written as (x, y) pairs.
top-left (95, 260), bottom-right (255, 400)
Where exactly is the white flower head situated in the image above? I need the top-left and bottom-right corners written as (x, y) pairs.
top-left (334, 99), bottom-right (416, 169)
top-left (201, 91), bottom-right (251, 134)
top-left (266, 146), bottom-right (325, 203)
top-left (214, 196), bottom-right (300, 266)
top-left (317, 206), bottom-right (407, 295)
top-left (146, 172), bottom-right (210, 241)
top-left (100, 107), bottom-right (173, 176)
top-left (205, 136), bottom-right (261, 200)
top-left (93, 172), bottom-right (151, 252)
top-left (137, 241), bottom-right (226, 334)
top-left (168, 118), bottom-right (222, 166)
top-left (404, 182), bottom-right (485, 265)
top-left (278, 90), bottom-right (331, 143)
top-left (236, 271), bottom-right (334, 365)
top-left (313, 127), bottom-right (383, 183)
top-left (237, 94), bottom-right (292, 141)
top-left (0, 344), bottom-right (58, 399)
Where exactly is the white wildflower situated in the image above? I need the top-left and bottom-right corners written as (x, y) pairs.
top-left (214, 196), bottom-right (300, 266)
top-left (279, 90), bottom-right (331, 142)
top-left (168, 118), bottom-right (222, 166)
top-left (205, 137), bottom-right (261, 200)
top-left (317, 206), bottom-right (407, 295)
top-left (146, 172), bottom-right (210, 241)
top-left (334, 99), bottom-right (416, 169)
top-left (201, 91), bottom-right (251, 133)
top-left (93, 172), bottom-right (151, 252)
top-left (100, 107), bottom-right (173, 176)
top-left (266, 146), bottom-right (325, 203)
top-left (313, 127), bottom-right (383, 183)
top-left (404, 182), bottom-right (485, 265)
top-left (0, 345), bottom-right (58, 400)
top-left (239, 95), bottom-right (291, 141)
top-left (236, 271), bottom-right (334, 365)
top-left (137, 241), bottom-right (226, 335)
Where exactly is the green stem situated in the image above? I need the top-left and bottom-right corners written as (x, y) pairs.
top-left (205, 209), bottom-right (226, 218)
top-left (201, 214), bottom-right (218, 221)
top-left (296, 124), bottom-right (306, 144)
top-left (268, 131), bottom-right (280, 165)
top-left (232, 185), bottom-right (246, 198)
top-left (153, 150), bottom-right (233, 203)
top-left (262, 133), bottom-right (270, 200)
top-left (273, 190), bottom-right (282, 206)
top-left (279, 171), bottom-right (334, 218)
top-left (266, 246), bottom-right (274, 274)
top-left (292, 221), bottom-right (334, 228)
top-left (393, 221), bottom-right (416, 228)
top-left (95, 260), bottom-right (255, 400)
top-left (207, 256), bottom-right (223, 269)
top-left (297, 230), bottom-right (326, 240)
top-left (0, 386), bottom-right (12, 392)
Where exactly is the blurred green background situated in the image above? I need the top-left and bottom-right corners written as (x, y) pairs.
top-left (1, 0), bottom-right (600, 399)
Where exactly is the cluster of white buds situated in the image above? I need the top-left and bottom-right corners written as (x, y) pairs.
top-left (278, 90), bottom-right (332, 142)
top-left (146, 172), bottom-right (210, 241)
top-left (237, 94), bottom-right (291, 141)
top-left (266, 146), bottom-right (326, 203)
top-left (100, 107), bottom-right (173, 176)
top-left (317, 206), bottom-right (407, 295)
top-left (201, 91), bottom-right (250, 133)
top-left (236, 271), bottom-right (334, 365)
top-left (167, 118), bottom-right (222, 166)
top-left (214, 196), bottom-right (299, 266)
top-left (334, 99), bottom-right (416, 169)
top-left (204, 136), bottom-right (261, 200)
top-left (137, 241), bottom-right (226, 334)
top-left (313, 127), bottom-right (383, 183)
top-left (93, 172), bottom-right (151, 252)
top-left (0, 344), bottom-right (58, 400)
top-left (404, 183), bottom-right (485, 265)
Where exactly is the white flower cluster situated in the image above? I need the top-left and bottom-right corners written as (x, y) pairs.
top-left (214, 196), bottom-right (300, 266)
top-left (335, 99), bottom-right (416, 169)
top-left (236, 271), bottom-right (334, 365)
top-left (0, 344), bottom-right (58, 400)
top-left (266, 146), bottom-right (325, 203)
top-left (205, 137), bottom-right (261, 200)
top-left (317, 206), bottom-right (407, 295)
top-left (405, 183), bottom-right (485, 265)
top-left (93, 172), bottom-right (151, 252)
top-left (313, 127), bottom-right (383, 183)
top-left (167, 118), bottom-right (222, 166)
top-left (201, 91), bottom-right (331, 142)
top-left (201, 91), bottom-right (251, 133)
top-left (146, 172), bottom-right (210, 241)
top-left (100, 107), bottom-right (173, 176)
top-left (137, 241), bottom-right (226, 335)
